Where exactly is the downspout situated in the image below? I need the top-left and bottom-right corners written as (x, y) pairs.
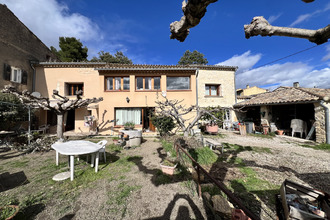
top-left (195, 69), bottom-right (199, 106)
top-left (30, 60), bottom-right (38, 92)
top-left (320, 100), bottom-right (330, 144)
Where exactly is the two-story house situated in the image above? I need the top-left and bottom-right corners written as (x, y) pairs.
top-left (35, 63), bottom-right (237, 135)
top-left (0, 4), bottom-right (57, 92)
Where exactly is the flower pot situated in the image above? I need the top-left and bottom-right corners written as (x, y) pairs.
top-left (206, 124), bottom-right (219, 134)
top-left (0, 205), bottom-right (19, 220)
top-left (160, 163), bottom-right (177, 175)
top-left (276, 130), bottom-right (284, 135)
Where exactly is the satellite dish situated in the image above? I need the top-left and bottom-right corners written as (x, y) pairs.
top-left (161, 91), bottom-right (166, 97)
top-left (31, 91), bottom-right (41, 98)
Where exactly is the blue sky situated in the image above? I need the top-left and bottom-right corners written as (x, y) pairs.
top-left (1, 0), bottom-right (330, 90)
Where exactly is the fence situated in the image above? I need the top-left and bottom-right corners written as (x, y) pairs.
top-left (174, 139), bottom-right (260, 220)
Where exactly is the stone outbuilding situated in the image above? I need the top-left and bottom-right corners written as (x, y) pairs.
top-left (234, 84), bottom-right (330, 143)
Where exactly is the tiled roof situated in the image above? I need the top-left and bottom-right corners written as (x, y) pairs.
top-left (37, 62), bottom-right (238, 71)
top-left (234, 86), bottom-right (329, 107)
top-left (96, 64), bottom-right (237, 71)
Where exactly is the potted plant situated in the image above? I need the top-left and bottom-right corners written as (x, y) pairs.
top-left (201, 106), bottom-right (224, 134)
top-left (0, 205), bottom-right (19, 220)
top-left (160, 159), bottom-right (177, 175)
top-left (124, 121), bottom-right (135, 130)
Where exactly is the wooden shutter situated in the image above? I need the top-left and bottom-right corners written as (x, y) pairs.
top-left (22, 70), bottom-right (28, 85)
top-left (3, 63), bottom-right (11, 81)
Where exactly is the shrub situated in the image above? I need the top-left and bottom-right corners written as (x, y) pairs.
top-left (151, 114), bottom-right (175, 136)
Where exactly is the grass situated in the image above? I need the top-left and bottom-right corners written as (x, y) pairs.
top-left (161, 139), bottom-right (218, 165)
top-left (247, 132), bottom-right (275, 139)
top-left (221, 143), bottom-right (280, 209)
top-left (0, 138), bottom-right (141, 219)
top-left (107, 182), bottom-right (142, 217)
top-left (300, 143), bottom-right (330, 151)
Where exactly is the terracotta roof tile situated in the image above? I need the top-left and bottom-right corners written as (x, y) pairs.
top-left (234, 86), bottom-right (322, 107)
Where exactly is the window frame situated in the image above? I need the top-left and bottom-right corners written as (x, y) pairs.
top-left (10, 67), bottom-right (22, 83)
top-left (135, 76), bottom-right (161, 91)
top-left (205, 84), bottom-right (221, 97)
top-left (66, 83), bottom-right (84, 96)
top-left (166, 76), bottom-right (190, 91)
top-left (115, 107), bottom-right (142, 125)
top-left (105, 76), bottom-right (130, 91)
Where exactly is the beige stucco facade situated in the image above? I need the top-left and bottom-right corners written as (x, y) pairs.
top-left (35, 63), bottom-right (234, 135)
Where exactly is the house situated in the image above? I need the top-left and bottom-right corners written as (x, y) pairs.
top-left (236, 85), bottom-right (267, 97)
top-left (0, 4), bottom-right (57, 92)
top-left (34, 63), bottom-right (237, 135)
top-left (234, 82), bottom-right (330, 143)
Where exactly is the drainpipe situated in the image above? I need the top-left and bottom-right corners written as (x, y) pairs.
top-left (320, 100), bottom-right (330, 144)
top-left (30, 60), bottom-right (39, 92)
top-left (195, 69), bottom-right (199, 106)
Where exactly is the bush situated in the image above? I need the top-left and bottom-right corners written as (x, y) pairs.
top-left (0, 93), bottom-right (29, 130)
top-left (151, 114), bottom-right (175, 136)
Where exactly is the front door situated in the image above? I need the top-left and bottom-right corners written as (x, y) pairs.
top-left (142, 107), bottom-right (155, 132)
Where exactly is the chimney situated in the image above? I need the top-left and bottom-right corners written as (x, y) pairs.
top-left (293, 82), bottom-right (299, 88)
top-left (246, 84), bottom-right (250, 89)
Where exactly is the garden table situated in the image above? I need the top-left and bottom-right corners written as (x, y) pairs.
top-left (51, 140), bottom-right (103, 181)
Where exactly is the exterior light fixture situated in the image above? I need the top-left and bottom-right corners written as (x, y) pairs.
top-left (126, 97), bottom-right (130, 103)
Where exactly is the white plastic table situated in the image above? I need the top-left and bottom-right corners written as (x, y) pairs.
top-left (51, 140), bottom-right (103, 181)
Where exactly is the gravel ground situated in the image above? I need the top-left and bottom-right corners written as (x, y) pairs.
top-left (216, 130), bottom-right (330, 193)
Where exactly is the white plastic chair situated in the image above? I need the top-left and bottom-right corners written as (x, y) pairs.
top-left (97, 140), bottom-right (108, 162)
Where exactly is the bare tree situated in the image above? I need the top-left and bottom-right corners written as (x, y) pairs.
top-left (2, 85), bottom-right (103, 140)
top-left (170, 0), bottom-right (330, 44)
top-left (155, 97), bottom-right (229, 137)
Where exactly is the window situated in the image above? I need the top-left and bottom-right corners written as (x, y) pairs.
top-left (205, 84), bottom-right (221, 96)
top-left (10, 67), bottom-right (22, 83)
top-left (136, 77), bottom-right (161, 90)
top-left (66, 83), bottom-right (84, 96)
top-left (167, 76), bottom-right (190, 90)
top-left (106, 77), bottom-right (130, 91)
top-left (115, 108), bottom-right (142, 125)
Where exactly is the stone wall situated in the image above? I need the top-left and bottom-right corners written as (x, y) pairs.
top-left (314, 102), bottom-right (330, 143)
top-left (197, 69), bottom-right (236, 108)
top-left (0, 4), bottom-right (56, 92)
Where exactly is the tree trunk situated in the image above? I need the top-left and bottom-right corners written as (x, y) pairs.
top-left (184, 130), bottom-right (189, 137)
top-left (57, 113), bottom-right (64, 140)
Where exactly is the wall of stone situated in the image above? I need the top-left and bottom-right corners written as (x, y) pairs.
top-left (197, 69), bottom-right (236, 108)
top-left (314, 102), bottom-right (330, 143)
top-left (0, 4), bottom-right (56, 92)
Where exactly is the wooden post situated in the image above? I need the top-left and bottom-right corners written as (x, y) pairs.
top-left (197, 165), bottom-right (202, 199)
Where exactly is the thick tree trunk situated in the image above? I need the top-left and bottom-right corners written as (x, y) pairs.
top-left (184, 131), bottom-right (189, 137)
top-left (57, 114), bottom-right (64, 140)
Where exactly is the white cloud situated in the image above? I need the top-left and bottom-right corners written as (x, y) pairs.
top-left (290, 3), bottom-right (330, 27)
top-left (1, 0), bottom-right (102, 50)
top-left (268, 13), bottom-right (282, 24)
top-left (217, 51), bottom-right (330, 90)
top-left (290, 14), bottom-right (313, 27)
top-left (216, 51), bottom-right (262, 74)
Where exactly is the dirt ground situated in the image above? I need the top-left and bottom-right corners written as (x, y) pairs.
top-left (0, 131), bottom-right (329, 220)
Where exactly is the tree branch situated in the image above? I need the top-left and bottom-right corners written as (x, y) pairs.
top-left (244, 16), bottom-right (330, 45)
top-left (170, 0), bottom-right (324, 43)
top-left (170, 0), bottom-right (218, 42)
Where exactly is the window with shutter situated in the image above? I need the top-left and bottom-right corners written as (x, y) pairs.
top-left (22, 70), bottom-right (28, 85)
top-left (3, 63), bottom-right (11, 81)
top-left (10, 67), bottom-right (22, 83)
